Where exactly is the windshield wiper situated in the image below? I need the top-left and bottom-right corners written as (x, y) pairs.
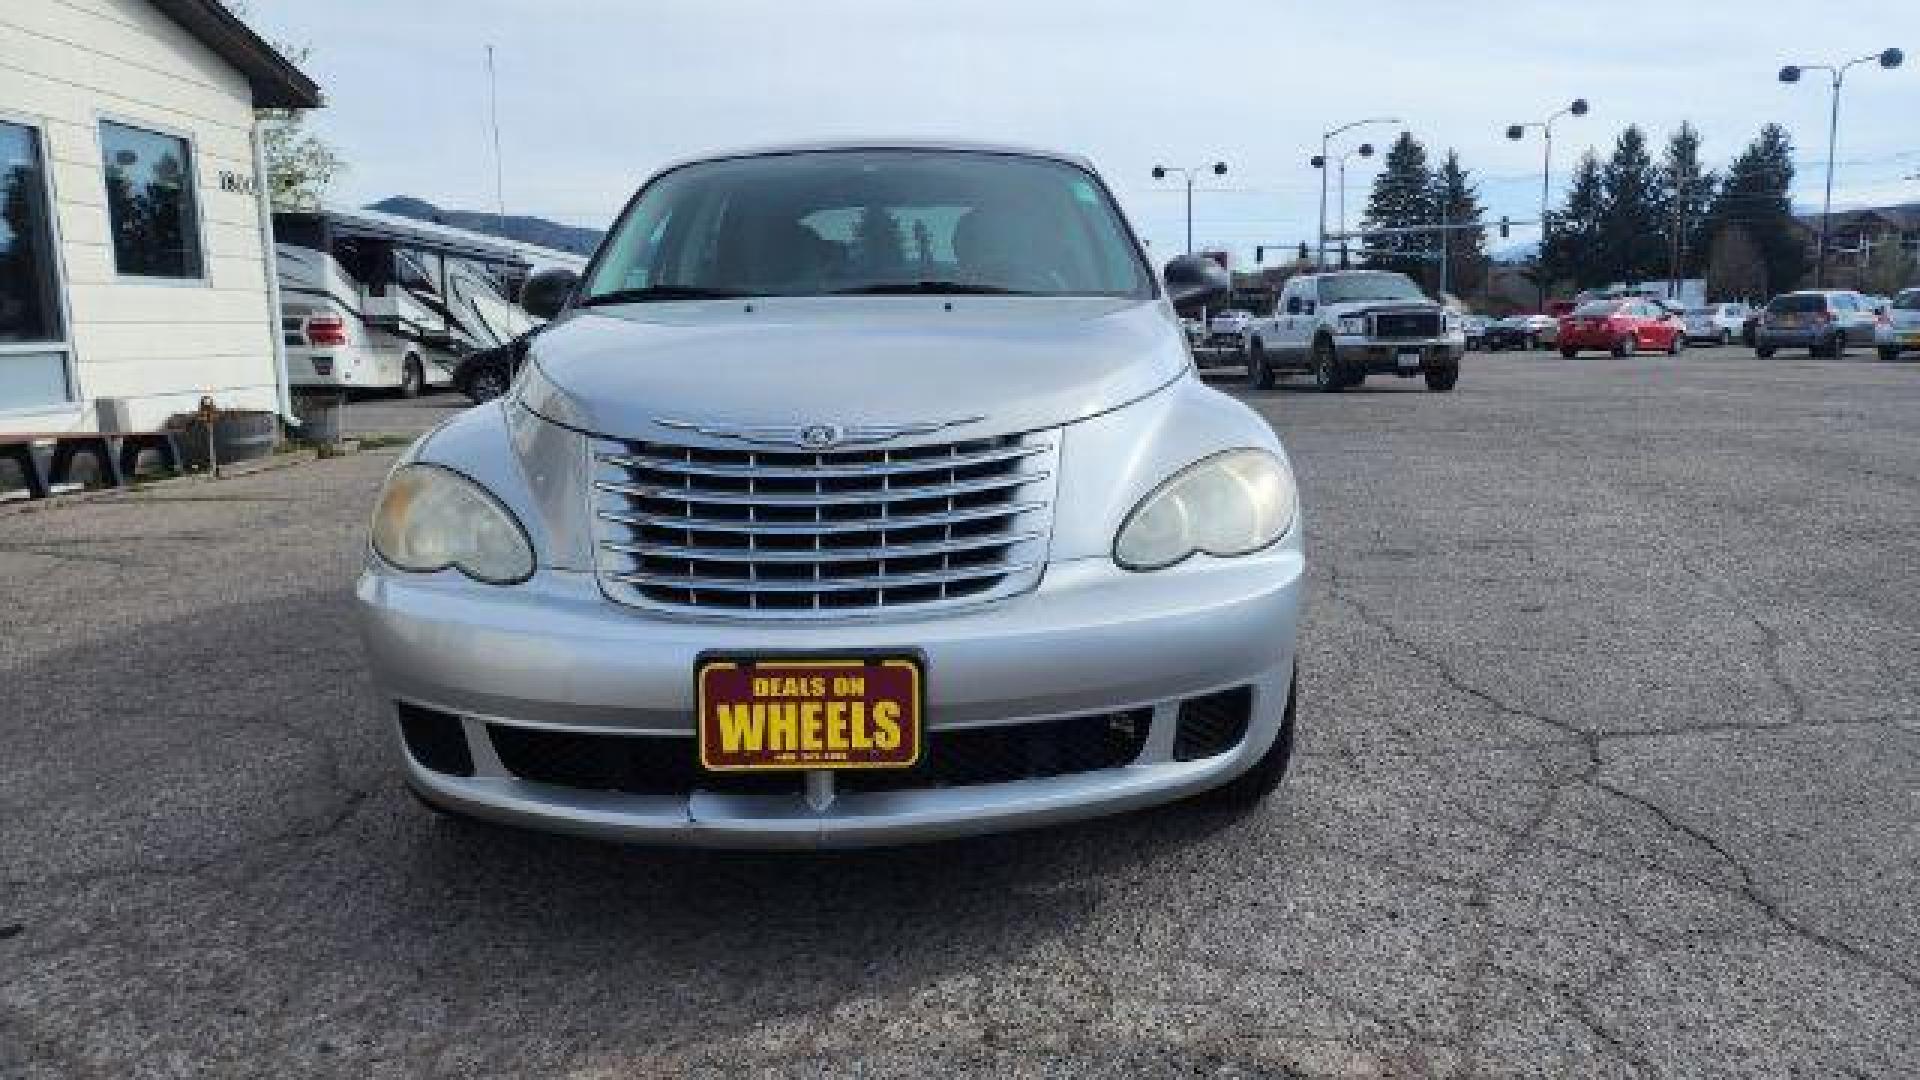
top-left (581, 286), bottom-right (757, 305)
top-left (827, 281), bottom-right (1036, 296)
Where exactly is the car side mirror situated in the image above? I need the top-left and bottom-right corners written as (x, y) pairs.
top-left (521, 268), bottom-right (580, 321)
top-left (1162, 254), bottom-right (1230, 311)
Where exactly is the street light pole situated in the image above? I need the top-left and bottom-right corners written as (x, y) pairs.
top-left (1316, 117), bottom-right (1399, 268)
top-left (1313, 144), bottom-right (1376, 270)
top-left (1506, 98), bottom-right (1589, 311)
top-left (1152, 161), bottom-right (1228, 254)
top-left (1780, 48), bottom-right (1903, 287)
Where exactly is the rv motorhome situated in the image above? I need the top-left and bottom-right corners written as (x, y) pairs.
top-left (274, 207), bottom-right (581, 397)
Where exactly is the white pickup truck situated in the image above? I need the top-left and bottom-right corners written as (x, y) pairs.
top-left (1241, 270), bottom-right (1463, 392)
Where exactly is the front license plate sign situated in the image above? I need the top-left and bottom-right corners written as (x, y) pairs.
top-left (698, 656), bottom-right (922, 771)
top-left (1397, 349), bottom-right (1421, 369)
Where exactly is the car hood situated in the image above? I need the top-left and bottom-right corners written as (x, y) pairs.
top-left (518, 296), bottom-right (1187, 442)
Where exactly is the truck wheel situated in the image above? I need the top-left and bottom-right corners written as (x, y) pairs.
top-left (1755, 344), bottom-right (1775, 359)
top-left (1881, 346), bottom-right (1903, 363)
top-left (1191, 674), bottom-right (1297, 811)
top-left (1667, 333), bottom-right (1684, 356)
top-left (1826, 334), bottom-right (1847, 358)
top-left (399, 356), bottom-right (425, 399)
top-left (1311, 338), bottom-right (1345, 392)
top-left (1424, 365), bottom-right (1459, 393)
top-left (1248, 340), bottom-right (1275, 390)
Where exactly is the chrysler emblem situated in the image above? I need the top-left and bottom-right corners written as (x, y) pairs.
top-left (799, 424), bottom-right (842, 450)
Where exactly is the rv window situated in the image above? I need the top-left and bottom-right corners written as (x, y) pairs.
top-left (395, 250), bottom-right (438, 291)
top-left (100, 120), bottom-right (204, 280)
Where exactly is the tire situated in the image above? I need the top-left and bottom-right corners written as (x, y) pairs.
top-left (1425, 365), bottom-right (1459, 393)
top-left (1612, 335), bottom-right (1635, 358)
top-left (1881, 346), bottom-right (1902, 363)
top-left (398, 356), bottom-right (425, 399)
top-left (1560, 346), bottom-right (1577, 359)
top-left (1719, 329), bottom-right (1732, 346)
top-left (1667, 332), bottom-right (1684, 356)
top-left (1191, 674), bottom-right (1298, 811)
top-left (1827, 334), bottom-right (1846, 358)
top-left (1311, 337), bottom-right (1345, 392)
top-left (1756, 344), bottom-right (1776, 359)
top-left (1248, 339), bottom-right (1275, 390)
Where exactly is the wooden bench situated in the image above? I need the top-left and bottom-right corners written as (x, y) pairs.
top-left (0, 430), bottom-right (186, 501)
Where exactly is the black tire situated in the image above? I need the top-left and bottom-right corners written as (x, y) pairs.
top-left (1248, 339), bottom-right (1275, 390)
top-left (1827, 334), bottom-right (1847, 358)
top-left (1882, 346), bottom-right (1903, 363)
top-left (1719, 329), bottom-right (1732, 346)
top-left (1311, 337), bottom-right (1345, 392)
top-left (1613, 334), bottom-right (1636, 358)
top-left (1755, 344), bottom-right (1775, 359)
top-left (1667, 332), bottom-right (1684, 356)
top-left (398, 356), bottom-right (425, 399)
top-left (1560, 346), bottom-right (1578, 359)
top-left (1425, 365), bottom-right (1459, 392)
top-left (1192, 675), bottom-right (1298, 810)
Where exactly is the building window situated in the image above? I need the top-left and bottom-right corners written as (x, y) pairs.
top-left (100, 120), bottom-right (204, 280)
top-left (0, 119), bottom-right (72, 411)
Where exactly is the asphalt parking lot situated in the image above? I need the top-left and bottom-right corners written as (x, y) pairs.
top-left (2, 346), bottom-right (1916, 1078)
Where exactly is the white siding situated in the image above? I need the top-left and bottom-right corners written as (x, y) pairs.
top-left (0, 0), bottom-right (280, 433)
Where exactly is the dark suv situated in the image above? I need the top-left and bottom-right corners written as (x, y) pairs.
top-left (1755, 290), bottom-right (1880, 358)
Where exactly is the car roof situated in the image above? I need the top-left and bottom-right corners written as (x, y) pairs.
top-left (649, 139), bottom-right (1097, 175)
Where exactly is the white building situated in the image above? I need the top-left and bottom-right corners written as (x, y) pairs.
top-left (1, 0), bottom-right (320, 435)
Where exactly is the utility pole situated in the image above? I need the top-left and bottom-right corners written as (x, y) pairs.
top-left (486, 45), bottom-right (507, 236)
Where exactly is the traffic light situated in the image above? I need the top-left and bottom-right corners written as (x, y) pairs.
top-left (1255, 245), bottom-right (1265, 264)
top-left (1499, 216), bottom-right (1510, 238)
top-left (1297, 242), bottom-right (1310, 262)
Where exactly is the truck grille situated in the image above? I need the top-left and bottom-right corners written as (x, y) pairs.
top-left (1371, 309), bottom-right (1442, 339)
top-left (590, 431), bottom-right (1056, 617)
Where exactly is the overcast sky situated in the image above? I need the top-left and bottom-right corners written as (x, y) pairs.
top-left (243, 0), bottom-right (1918, 266)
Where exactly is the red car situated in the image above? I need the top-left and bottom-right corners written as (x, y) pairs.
top-left (1557, 298), bottom-right (1686, 357)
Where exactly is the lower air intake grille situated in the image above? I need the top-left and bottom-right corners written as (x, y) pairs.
top-left (1173, 687), bottom-right (1253, 761)
top-left (398, 702), bottom-right (474, 777)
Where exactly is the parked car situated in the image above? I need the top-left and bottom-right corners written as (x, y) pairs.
top-left (1875, 287), bottom-right (1920, 361)
top-left (1683, 302), bottom-right (1751, 345)
top-left (1489, 313), bottom-right (1556, 350)
top-left (357, 141), bottom-right (1306, 848)
top-left (1557, 298), bottom-right (1685, 357)
top-left (1241, 269), bottom-right (1463, 392)
top-left (1206, 308), bottom-right (1254, 346)
top-left (1461, 315), bottom-right (1491, 351)
top-left (1754, 290), bottom-right (1879, 358)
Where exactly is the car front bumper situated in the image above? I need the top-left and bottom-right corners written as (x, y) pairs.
top-left (1757, 328), bottom-right (1829, 348)
top-left (357, 549), bottom-right (1305, 848)
top-left (1876, 327), bottom-right (1920, 352)
top-left (1334, 337), bottom-right (1462, 373)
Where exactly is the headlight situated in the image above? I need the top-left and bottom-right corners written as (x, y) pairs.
top-left (1444, 311), bottom-right (1462, 332)
top-left (370, 463), bottom-right (534, 584)
top-left (1113, 449), bottom-right (1297, 571)
top-left (1335, 315), bottom-right (1368, 336)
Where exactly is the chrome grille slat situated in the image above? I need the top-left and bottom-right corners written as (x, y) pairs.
top-left (608, 562), bottom-right (1040, 594)
top-left (595, 442), bottom-right (1050, 479)
top-left (602, 531), bottom-right (1042, 564)
top-left (590, 430), bottom-right (1057, 618)
top-left (593, 470), bottom-right (1049, 507)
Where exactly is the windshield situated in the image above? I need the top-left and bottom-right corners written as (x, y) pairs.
top-left (1769, 294), bottom-right (1825, 313)
top-left (1895, 290), bottom-right (1920, 310)
top-left (583, 150), bottom-right (1151, 301)
top-left (1316, 273), bottom-right (1427, 305)
top-left (1574, 301), bottom-right (1620, 318)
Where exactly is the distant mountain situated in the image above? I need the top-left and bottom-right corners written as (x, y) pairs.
top-left (365, 197), bottom-right (604, 257)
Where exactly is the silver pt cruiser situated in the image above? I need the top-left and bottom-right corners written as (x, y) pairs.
top-left (357, 141), bottom-right (1307, 848)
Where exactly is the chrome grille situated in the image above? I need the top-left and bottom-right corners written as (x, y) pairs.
top-left (591, 431), bottom-right (1057, 617)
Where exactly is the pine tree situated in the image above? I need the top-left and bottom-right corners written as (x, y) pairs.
top-left (1360, 132), bottom-right (1436, 283)
top-left (1598, 126), bottom-right (1668, 286)
top-left (1706, 224), bottom-right (1767, 302)
top-left (1708, 124), bottom-right (1809, 294)
top-left (851, 206), bottom-right (906, 276)
top-left (1430, 150), bottom-right (1487, 299)
top-left (1542, 152), bottom-right (1606, 290)
top-left (1661, 123), bottom-right (1717, 279)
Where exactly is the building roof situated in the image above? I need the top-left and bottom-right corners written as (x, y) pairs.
top-left (149, 0), bottom-right (322, 109)
top-left (1796, 202), bottom-right (1920, 233)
